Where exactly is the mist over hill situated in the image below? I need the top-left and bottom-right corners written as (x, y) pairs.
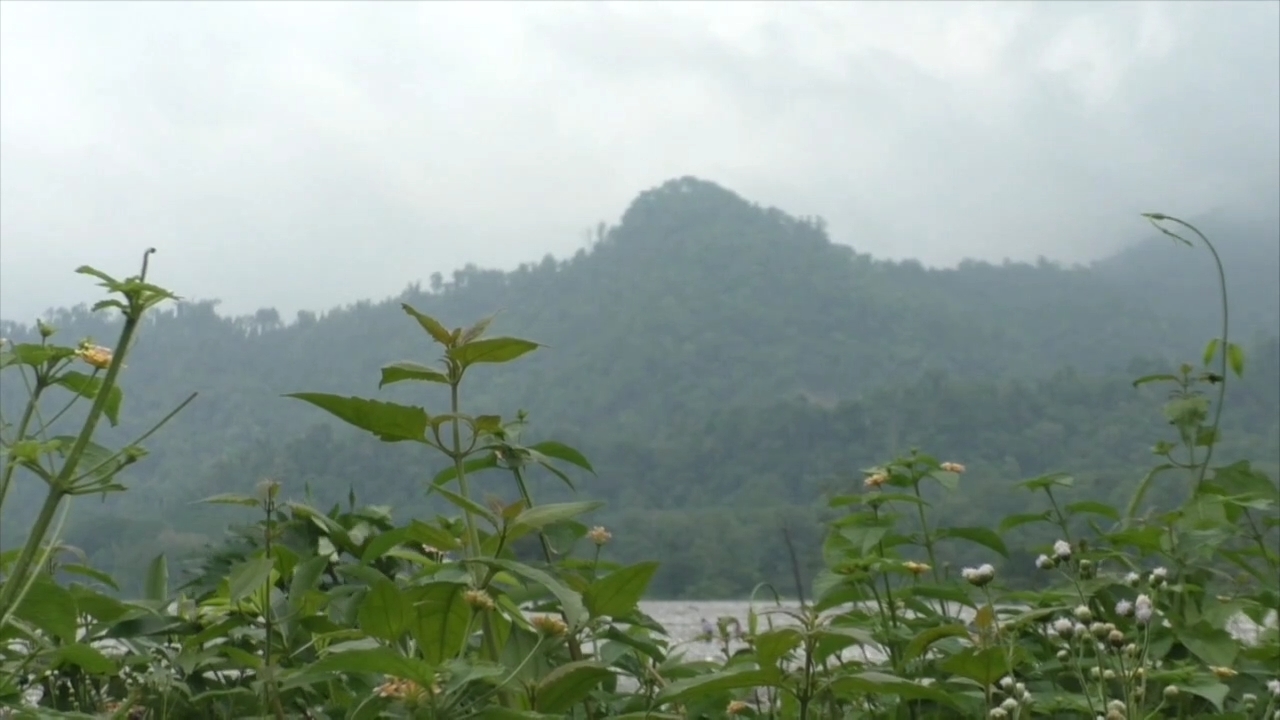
top-left (2, 177), bottom-right (1277, 597)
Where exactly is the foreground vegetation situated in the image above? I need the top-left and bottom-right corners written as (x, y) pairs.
top-left (1, 214), bottom-right (1278, 718)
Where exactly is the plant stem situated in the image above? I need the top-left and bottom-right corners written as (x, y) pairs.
top-left (0, 317), bottom-right (141, 619)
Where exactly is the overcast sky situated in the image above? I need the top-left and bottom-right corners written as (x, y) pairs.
top-left (1, 1), bottom-right (1277, 322)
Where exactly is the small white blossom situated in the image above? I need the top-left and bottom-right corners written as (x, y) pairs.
top-left (1115, 599), bottom-right (1133, 617)
top-left (1125, 571), bottom-right (1141, 587)
top-left (1074, 605), bottom-right (1093, 622)
top-left (1053, 539), bottom-right (1072, 560)
top-left (1267, 678), bottom-right (1280, 697)
top-left (1054, 618), bottom-right (1075, 638)
top-left (962, 564), bottom-right (996, 587)
top-left (1036, 554), bottom-right (1055, 570)
top-left (1134, 594), bottom-right (1153, 625)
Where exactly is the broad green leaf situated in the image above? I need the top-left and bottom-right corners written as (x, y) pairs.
top-left (145, 553), bottom-right (168, 602)
top-left (1065, 501), bottom-right (1120, 522)
top-left (284, 393), bottom-right (428, 443)
top-left (1226, 342), bottom-right (1245, 377)
top-left (449, 337), bottom-right (540, 367)
top-left (75, 264), bottom-right (120, 287)
top-left (432, 485), bottom-right (499, 528)
top-left (283, 647), bottom-right (436, 690)
top-left (1133, 373), bottom-right (1179, 388)
top-left (510, 501), bottom-right (604, 539)
top-left (227, 557), bottom-right (275, 604)
top-left (406, 520), bottom-right (464, 552)
top-left (584, 562), bottom-right (659, 619)
top-left (1181, 675), bottom-right (1230, 711)
top-left (48, 435), bottom-right (144, 493)
top-left (432, 453), bottom-right (500, 487)
top-left (999, 511), bottom-right (1051, 532)
top-left (358, 579), bottom-right (413, 643)
top-left (60, 563), bottom-right (120, 591)
top-left (1124, 463), bottom-right (1177, 520)
top-left (409, 582), bottom-right (471, 665)
top-left (1018, 473), bottom-right (1073, 491)
top-left (196, 493), bottom-right (260, 508)
top-left (360, 526), bottom-right (415, 563)
top-left (904, 624), bottom-right (971, 662)
top-left (52, 643), bottom-right (116, 675)
top-left (54, 371), bottom-right (123, 427)
top-left (401, 303), bottom-right (455, 346)
top-left (527, 441), bottom-right (596, 474)
top-left (937, 526), bottom-right (1008, 558)
top-left (657, 666), bottom-right (775, 703)
top-left (379, 360), bottom-right (449, 388)
top-left (1, 343), bottom-right (76, 369)
top-left (533, 660), bottom-right (613, 713)
top-left (753, 627), bottom-right (803, 672)
top-left (828, 671), bottom-right (961, 709)
top-left (287, 555), bottom-right (329, 616)
top-left (14, 576), bottom-right (78, 642)
top-left (938, 646), bottom-right (1013, 687)
top-left (1175, 621), bottom-right (1238, 667)
top-left (460, 315), bottom-right (496, 344)
top-left (486, 559), bottom-right (588, 630)
top-left (1202, 338), bottom-right (1220, 367)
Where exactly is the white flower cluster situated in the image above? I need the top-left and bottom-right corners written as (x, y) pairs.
top-left (987, 674), bottom-right (1034, 718)
top-left (962, 563), bottom-right (996, 587)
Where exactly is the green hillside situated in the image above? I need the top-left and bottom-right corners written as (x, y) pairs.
top-left (2, 177), bottom-right (1277, 598)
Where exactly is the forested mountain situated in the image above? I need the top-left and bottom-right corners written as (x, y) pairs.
top-left (2, 177), bottom-right (1277, 598)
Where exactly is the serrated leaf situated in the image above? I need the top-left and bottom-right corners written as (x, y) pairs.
top-left (75, 265), bottom-right (120, 287)
top-left (584, 562), bottom-right (659, 618)
top-left (285, 393), bottom-right (428, 443)
top-left (379, 361), bottom-right (450, 388)
top-left (401, 304), bottom-right (454, 346)
top-left (460, 315), bottom-right (496, 344)
top-left (54, 371), bottom-right (124, 427)
top-left (449, 337), bottom-right (540, 367)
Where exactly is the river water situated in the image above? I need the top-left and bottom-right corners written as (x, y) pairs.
top-left (641, 599), bottom-right (1275, 664)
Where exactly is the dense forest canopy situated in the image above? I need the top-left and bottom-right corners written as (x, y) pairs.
top-left (2, 177), bottom-right (1278, 597)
